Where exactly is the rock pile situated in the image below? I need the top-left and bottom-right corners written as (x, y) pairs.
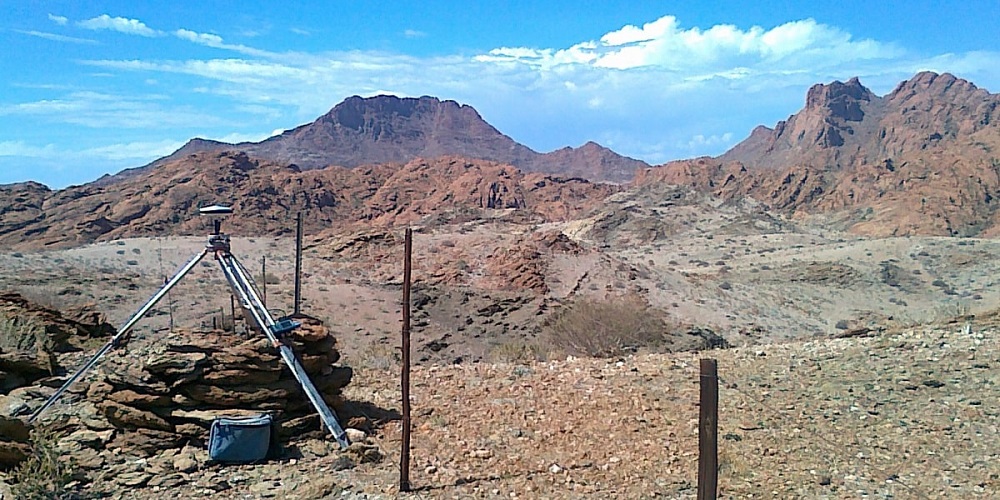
top-left (0, 292), bottom-right (116, 353)
top-left (74, 316), bottom-right (353, 456)
top-left (0, 416), bottom-right (29, 469)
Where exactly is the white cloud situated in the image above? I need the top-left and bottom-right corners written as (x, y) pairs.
top-left (0, 91), bottom-right (227, 129)
top-left (480, 15), bottom-right (901, 72)
top-left (81, 139), bottom-right (185, 160)
top-left (403, 29), bottom-right (427, 39)
top-left (48, 14), bottom-right (68, 25)
top-left (687, 133), bottom-right (735, 150)
top-left (214, 131), bottom-right (274, 144)
top-left (290, 27), bottom-right (311, 36)
top-left (172, 28), bottom-right (275, 57)
top-left (0, 139), bottom-right (182, 161)
top-left (78, 14), bottom-right (161, 37)
top-left (0, 140), bottom-right (59, 158)
top-left (16, 30), bottom-right (98, 45)
top-left (175, 28), bottom-right (223, 46)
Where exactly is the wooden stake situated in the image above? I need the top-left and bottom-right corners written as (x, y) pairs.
top-left (400, 227), bottom-right (413, 492)
top-left (698, 358), bottom-right (719, 500)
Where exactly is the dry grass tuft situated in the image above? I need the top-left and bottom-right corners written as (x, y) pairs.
top-left (9, 427), bottom-right (78, 500)
top-left (488, 340), bottom-right (548, 364)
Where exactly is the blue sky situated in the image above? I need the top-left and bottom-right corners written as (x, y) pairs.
top-left (2, 1), bottom-right (999, 188)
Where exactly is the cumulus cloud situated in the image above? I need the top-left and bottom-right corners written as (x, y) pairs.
top-left (16, 30), bottom-right (98, 45)
top-left (78, 14), bottom-right (161, 37)
top-left (477, 15), bottom-right (899, 73)
top-left (48, 14), bottom-right (68, 25)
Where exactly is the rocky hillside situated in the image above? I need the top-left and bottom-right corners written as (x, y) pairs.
top-left (638, 72), bottom-right (1000, 236)
top-left (0, 151), bottom-right (618, 250)
top-left (100, 95), bottom-right (647, 185)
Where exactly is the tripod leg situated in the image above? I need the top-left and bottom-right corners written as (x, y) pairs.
top-left (217, 253), bottom-right (351, 448)
top-left (29, 249), bottom-right (209, 423)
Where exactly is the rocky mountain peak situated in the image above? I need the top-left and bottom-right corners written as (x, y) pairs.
top-left (804, 76), bottom-right (876, 122)
top-left (319, 94), bottom-right (479, 132)
top-left (806, 77), bottom-right (877, 109)
top-left (91, 93), bottom-right (647, 186)
top-left (647, 71), bottom-right (1000, 237)
top-left (887, 71), bottom-right (990, 105)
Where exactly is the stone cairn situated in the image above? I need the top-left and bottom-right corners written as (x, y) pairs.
top-left (1, 291), bottom-right (117, 468)
top-left (77, 316), bottom-right (353, 456)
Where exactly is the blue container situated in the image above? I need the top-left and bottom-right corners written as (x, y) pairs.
top-left (208, 414), bottom-right (273, 462)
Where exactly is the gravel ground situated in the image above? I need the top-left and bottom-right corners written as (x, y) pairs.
top-left (75, 315), bottom-right (996, 499)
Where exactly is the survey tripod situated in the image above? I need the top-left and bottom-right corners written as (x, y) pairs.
top-left (29, 205), bottom-right (350, 448)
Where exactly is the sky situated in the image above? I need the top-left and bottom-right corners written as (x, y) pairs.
top-left (2, 1), bottom-right (999, 188)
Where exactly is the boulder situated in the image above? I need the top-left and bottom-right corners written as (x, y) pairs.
top-left (99, 401), bottom-right (173, 432)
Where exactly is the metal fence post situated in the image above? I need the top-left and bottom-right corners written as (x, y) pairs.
top-left (698, 358), bottom-right (719, 500)
top-left (400, 228), bottom-right (413, 492)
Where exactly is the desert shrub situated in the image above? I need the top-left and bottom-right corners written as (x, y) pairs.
top-left (543, 295), bottom-right (671, 358)
top-left (0, 313), bottom-right (48, 353)
top-left (264, 273), bottom-right (281, 285)
top-left (489, 341), bottom-right (547, 364)
top-left (9, 427), bottom-right (77, 500)
top-left (357, 341), bottom-right (399, 371)
top-left (932, 302), bottom-right (971, 321)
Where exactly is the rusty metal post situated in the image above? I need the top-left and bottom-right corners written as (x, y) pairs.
top-left (400, 227), bottom-right (412, 492)
top-left (294, 211), bottom-right (303, 316)
top-left (698, 358), bottom-right (719, 500)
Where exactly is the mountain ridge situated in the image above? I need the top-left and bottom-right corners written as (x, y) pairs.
top-left (92, 95), bottom-right (647, 187)
top-left (638, 71), bottom-right (1000, 237)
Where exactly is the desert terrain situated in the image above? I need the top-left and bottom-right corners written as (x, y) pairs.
top-left (2, 71), bottom-right (1000, 498)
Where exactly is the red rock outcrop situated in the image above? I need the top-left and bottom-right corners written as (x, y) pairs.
top-left (0, 154), bottom-right (617, 250)
top-left (638, 72), bottom-right (1000, 236)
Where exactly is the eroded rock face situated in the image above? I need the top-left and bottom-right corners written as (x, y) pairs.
top-left (639, 71), bottom-right (1000, 237)
top-left (0, 154), bottom-right (618, 251)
